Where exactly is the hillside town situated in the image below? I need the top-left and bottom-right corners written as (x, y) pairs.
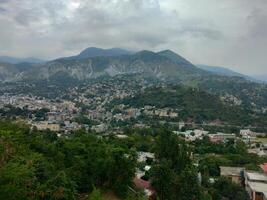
top-left (1, 78), bottom-right (267, 200)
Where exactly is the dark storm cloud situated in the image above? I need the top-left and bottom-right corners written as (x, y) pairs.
top-left (0, 0), bottom-right (266, 74)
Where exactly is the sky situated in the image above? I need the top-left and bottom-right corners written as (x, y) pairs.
top-left (0, 0), bottom-right (266, 75)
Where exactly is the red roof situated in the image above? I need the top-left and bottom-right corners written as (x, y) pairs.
top-left (260, 163), bottom-right (267, 173)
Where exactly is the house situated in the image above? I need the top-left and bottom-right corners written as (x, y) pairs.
top-left (240, 129), bottom-right (266, 138)
top-left (209, 133), bottom-right (236, 143)
top-left (33, 121), bottom-right (60, 132)
top-left (220, 166), bottom-right (244, 184)
top-left (248, 149), bottom-right (267, 157)
top-left (241, 129), bottom-right (255, 137)
top-left (91, 123), bottom-right (108, 133)
top-left (137, 152), bottom-right (155, 163)
top-left (115, 134), bottom-right (129, 139)
top-left (173, 129), bottom-right (209, 141)
top-left (244, 171), bottom-right (267, 200)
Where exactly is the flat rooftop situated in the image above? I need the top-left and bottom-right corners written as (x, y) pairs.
top-left (220, 166), bottom-right (244, 176)
top-left (245, 171), bottom-right (267, 182)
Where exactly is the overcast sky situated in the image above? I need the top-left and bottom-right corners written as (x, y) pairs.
top-left (0, 0), bottom-right (266, 75)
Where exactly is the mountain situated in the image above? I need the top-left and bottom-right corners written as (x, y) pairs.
top-left (0, 56), bottom-right (45, 64)
top-left (11, 50), bottom-right (206, 82)
top-left (197, 64), bottom-right (244, 77)
top-left (61, 47), bottom-right (133, 60)
top-left (1, 47), bottom-right (267, 110)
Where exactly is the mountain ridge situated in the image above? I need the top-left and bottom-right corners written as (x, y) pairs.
top-left (2, 48), bottom-right (206, 82)
top-left (58, 47), bottom-right (133, 61)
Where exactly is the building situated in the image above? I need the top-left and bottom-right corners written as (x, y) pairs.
top-left (209, 133), bottom-right (236, 143)
top-left (244, 171), bottom-right (267, 200)
top-left (240, 129), bottom-right (266, 138)
top-left (241, 129), bottom-right (255, 137)
top-left (115, 134), bottom-right (129, 139)
top-left (173, 129), bottom-right (209, 141)
top-left (220, 166), bottom-right (244, 184)
top-left (33, 121), bottom-right (60, 132)
top-left (91, 123), bottom-right (108, 133)
top-left (137, 152), bottom-right (155, 163)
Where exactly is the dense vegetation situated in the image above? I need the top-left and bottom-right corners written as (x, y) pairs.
top-left (0, 121), bottom-right (136, 199)
top-left (0, 121), bottom-right (265, 200)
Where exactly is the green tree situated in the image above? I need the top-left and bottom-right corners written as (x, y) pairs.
top-left (89, 187), bottom-right (103, 200)
top-left (211, 177), bottom-right (248, 200)
top-left (179, 166), bottom-right (201, 200)
top-left (155, 130), bottom-right (191, 174)
top-left (0, 161), bottom-right (36, 200)
top-left (151, 160), bottom-right (175, 200)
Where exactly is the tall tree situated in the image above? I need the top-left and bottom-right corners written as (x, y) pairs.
top-left (179, 166), bottom-right (201, 200)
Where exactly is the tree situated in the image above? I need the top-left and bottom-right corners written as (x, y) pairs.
top-left (179, 166), bottom-right (201, 200)
top-left (0, 161), bottom-right (36, 200)
top-left (199, 155), bottom-right (231, 177)
top-left (89, 187), bottom-right (103, 200)
top-left (155, 130), bottom-right (191, 174)
top-left (38, 171), bottom-right (76, 199)
top-left (0, 121), bottom-right (137, 199)
top-left (151, 160), bottom-right (175, 200)
top-left (107, 148), bottom-right (136, 197)
top-left (211, 177), bottom-right (248, 200)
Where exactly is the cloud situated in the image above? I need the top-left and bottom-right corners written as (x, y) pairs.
top-left (0, 0), bottom-right (266, 74)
